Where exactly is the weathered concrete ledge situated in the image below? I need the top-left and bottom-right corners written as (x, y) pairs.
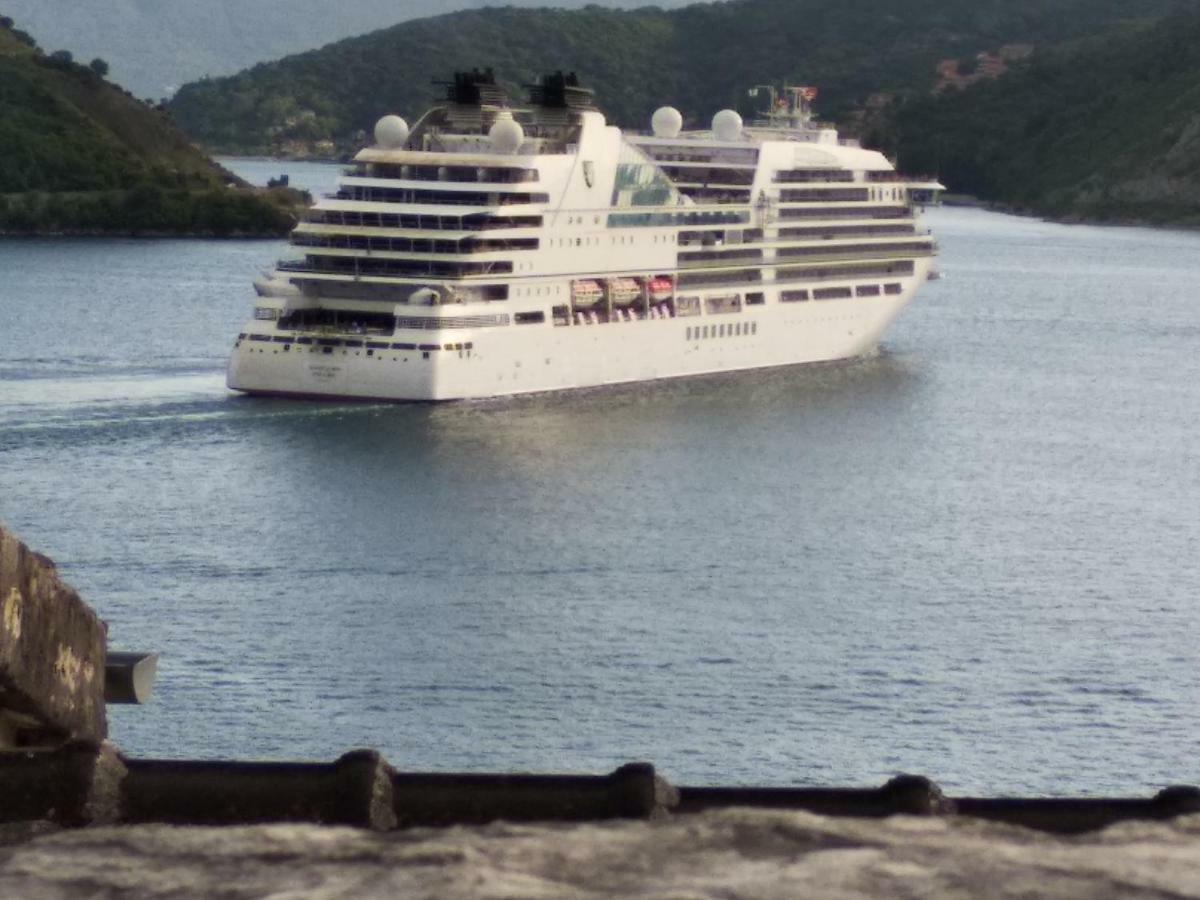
top-left (3, 809), bottom-right (1200, 899)
top-left (0, 527), bottom-right (106, 747)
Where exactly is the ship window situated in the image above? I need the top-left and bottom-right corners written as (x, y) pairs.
top-left (884, 283), bottom-right (902, 295)
top-left (704, 294), bottom-right (741, 315)
top-left (418, 344), bottom-right (439, 351)
top-left (250, 334), bottom-right (271, 342)
top-left (576, 238), bottom-right (582, 246)
top-left (745, 292), bottom-right (765, 305)
top-left (344, 340), bottom-right (364, 348)
top-left (465, 342), bottom-right (473, 350)
top-left (515, 311), bottom-right (546, 324)
top-left (856, 285), bottom-right (881, 297)
top-left (813, 287), bottom-right (853, 300)
top-left (780, 290), bottom-right (809, 303)
top-left (296, 337), bottom-right (312, 345)
top-left (272, 336), bottom-right (290, 343)
top-left (392, 342), bottom-right (417, 350)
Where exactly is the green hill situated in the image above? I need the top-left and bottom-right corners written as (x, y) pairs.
top-left (0, 19), bottom-right (300, 236)
top-left (167, 0), bottom-right (1181, 156)
top-left (881, 9), bottom-right (1200, 225)
top-left (0, 0), bottom-right (696, 101)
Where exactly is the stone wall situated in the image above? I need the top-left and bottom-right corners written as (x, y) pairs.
top-left (3, 809), bottom-right (1200, 899)
top-left (0, 525), bottom-right (106, 748)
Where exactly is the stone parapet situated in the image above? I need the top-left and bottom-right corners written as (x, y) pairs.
top-left (0, 525), bottom-right (107, 747)
top-left (4, 808), bottom-right (1200, 899)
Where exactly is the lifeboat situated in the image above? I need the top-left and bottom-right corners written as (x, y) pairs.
top-left (608, 277), bottom-right (641, 306)
top-left (571, 279), bottom-right (603, 307)
top-left (648, 276), bottom-right (673, 301)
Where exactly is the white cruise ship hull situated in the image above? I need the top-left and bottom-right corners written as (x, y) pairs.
top-left (226, 72), bottom-right (942, 402)
top-left (227, 263), bottom-right (927, 402)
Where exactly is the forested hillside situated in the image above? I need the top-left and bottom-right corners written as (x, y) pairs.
top-left (0, 19), bottom-right (300, 235)
top-left (168, 0), bottom-right (1180, 156)
top-left (883, 9), bottom-right (1200, 225)
top-left (0, 0), bottom-right (695, 101)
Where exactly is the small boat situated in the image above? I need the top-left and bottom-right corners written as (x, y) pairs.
top-left (571, 279), bottom-right (603, 307)
top-left (648, 276), bottom-right (673, 302)
top-left (608, 277), bottom-right (641, 305)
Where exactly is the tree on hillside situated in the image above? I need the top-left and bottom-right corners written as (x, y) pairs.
top-left (89, 58), bottom-right (110, 78)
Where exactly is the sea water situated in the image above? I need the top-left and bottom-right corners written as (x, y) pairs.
top-left (1, 170), bottom-right (1198, 794)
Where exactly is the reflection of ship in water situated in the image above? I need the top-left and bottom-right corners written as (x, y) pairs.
top-left (229, 70), bottom-right (942, 401)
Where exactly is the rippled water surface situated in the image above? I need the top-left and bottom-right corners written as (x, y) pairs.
top-left (2, 178), bottom-right (1198, 793)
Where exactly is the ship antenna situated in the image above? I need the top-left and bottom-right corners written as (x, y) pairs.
top-left (749, 83), bottom-right (816, 128)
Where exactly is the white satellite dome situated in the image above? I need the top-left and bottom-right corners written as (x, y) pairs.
top-left (374, 115), bottom-right (409, 149)
top-left (651, 106), bottom-right (683, 138)
top-left (711, 109), bottom-right (743, 142)
top-left (489, 112), bottom-right (525, 154)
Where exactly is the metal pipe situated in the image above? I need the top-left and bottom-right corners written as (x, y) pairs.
top-left (104, 652), bottom-right (158, 705)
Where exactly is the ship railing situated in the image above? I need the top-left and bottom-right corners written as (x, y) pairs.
top-left (775, 247), bottom-right (936, 263)
top-left (677, 250), bottom-right (764, 268)
top-left (331, 188), bottom-right (545, 208)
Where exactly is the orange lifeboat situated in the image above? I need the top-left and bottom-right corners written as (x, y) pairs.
top-left (571, 279), bottom-right (603, 307)
top-left (648, 276), bottom-right (673, 301)
top-left (608, 277), bottom-right (641, 306)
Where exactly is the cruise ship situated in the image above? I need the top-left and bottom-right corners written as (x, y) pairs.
top-left (228, 70), bottom-right (941, 401)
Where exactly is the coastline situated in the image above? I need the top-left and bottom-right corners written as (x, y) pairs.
top-left (937, 192), bottom-right (1200, 231)
top-left (0, 186), bottom-right (304, 239)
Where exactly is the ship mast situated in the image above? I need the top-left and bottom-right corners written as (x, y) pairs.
top-left (749, 83), bottom-right (817, 129)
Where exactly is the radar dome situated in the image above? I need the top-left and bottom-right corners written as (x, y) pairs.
top-left (374, 115), bottom-right (409, 149)
top-left (489, 112), bottom-right (525, 154)
top-left (711, 109), bottom-right (743, 142)
top-left (651, 106), bottom-right (683, 138)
